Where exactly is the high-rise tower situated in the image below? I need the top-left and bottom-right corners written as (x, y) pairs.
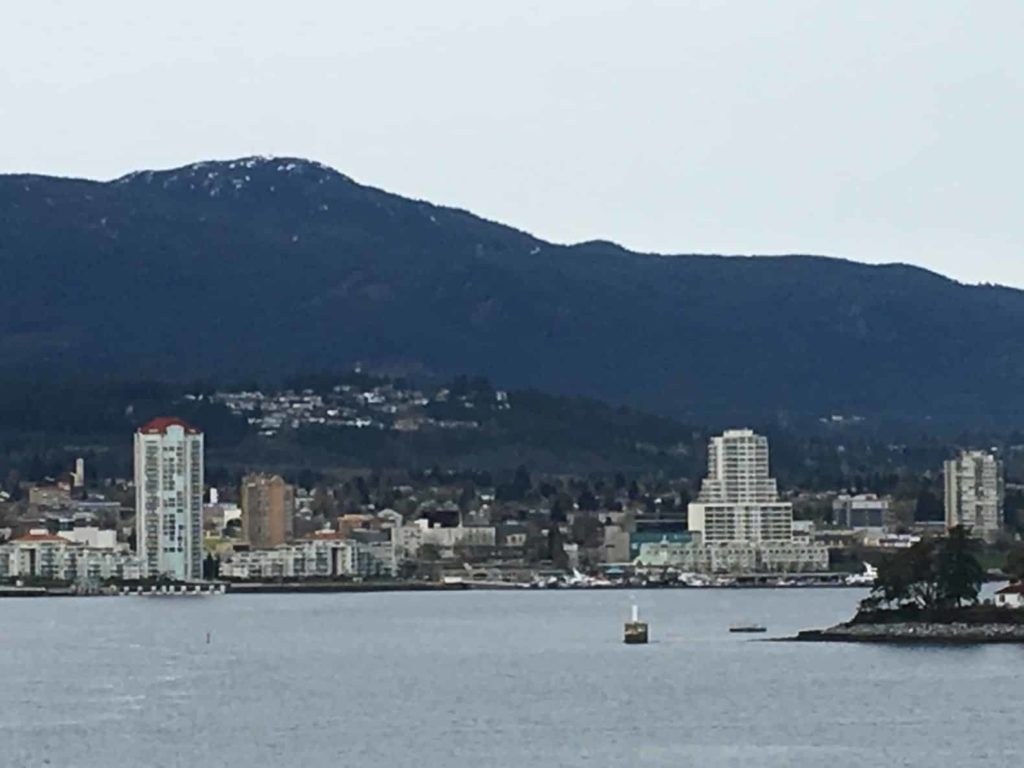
top-left (945, 450), bottom-right (1003, 542)
top-left (689, 429), bottom-right (793, 542)
top-left (241, 473), bottom-right (295, 548)
top-left (134, 418), bottom-right (204, 580)
top-left (698, 429), bottom-right (778, 503)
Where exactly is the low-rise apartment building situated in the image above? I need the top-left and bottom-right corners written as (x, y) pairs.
top-left (0, 531), bottom-right (142, 582)
top-left (635, 538), bottom-right (829, 574)
top-left (220, 536), bottom-right (396, 580)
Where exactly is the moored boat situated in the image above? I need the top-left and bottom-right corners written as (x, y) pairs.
top-left (729, 624), bottom-right (767, 633)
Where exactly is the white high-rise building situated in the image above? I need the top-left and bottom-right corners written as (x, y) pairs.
top-left (944, 450), bottom-right (1003, 542)
top-left (688, 429), bottom-right (793, 543)
top-left (698, 429), bottom-right (778, 503)
top-left (134, 418), bottom-right (204, 580)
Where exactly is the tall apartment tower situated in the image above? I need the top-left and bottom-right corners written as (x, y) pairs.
top-left (944, 450), bottom-right (1004, 542)
top-left (698, 429), bottom-right (778, 503)
top-left (134, 418), bottom-right (204, 580)
top-left (241, 474), bottom-right (295, 548)
top-left (688, 429), bottom-right (793, 542)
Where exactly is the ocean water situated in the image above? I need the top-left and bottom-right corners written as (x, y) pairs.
top-left (0, 588), bottom-right (1021, 768)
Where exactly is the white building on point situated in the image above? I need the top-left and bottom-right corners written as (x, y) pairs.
top-left (134, 417), bottom-right (205, 581)
top-left (995, 583), bottom-right (1024, 609)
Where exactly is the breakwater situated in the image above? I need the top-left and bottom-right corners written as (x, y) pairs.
top-left (790, 605), bottom-right (1024, 644)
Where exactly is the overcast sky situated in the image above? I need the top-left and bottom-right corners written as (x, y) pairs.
top-left (2, 1), bottom-right (1022, 285)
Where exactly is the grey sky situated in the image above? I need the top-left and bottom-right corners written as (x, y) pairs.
top-left (3, 1), bottom-right (1022, 285)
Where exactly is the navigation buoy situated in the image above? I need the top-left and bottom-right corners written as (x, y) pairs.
top-left (624, 604), bottom-right (648, 644)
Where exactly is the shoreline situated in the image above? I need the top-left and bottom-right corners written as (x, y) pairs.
top-left (786, 629), bottom-right (1024, 645)
top-left (0, 581), bottom-right (874, 598)
top-left (786, 630), bottom-right (1024, 645)
top-left (785, 617), bottom-right (1024, 645)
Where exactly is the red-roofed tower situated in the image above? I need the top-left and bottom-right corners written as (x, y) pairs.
top-left (134, 417), bottom-right (204, 580)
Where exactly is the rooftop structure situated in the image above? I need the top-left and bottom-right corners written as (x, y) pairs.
top-left (138, 416), bottom-right (203, 435)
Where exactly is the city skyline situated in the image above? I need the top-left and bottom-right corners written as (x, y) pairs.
top-left (3, 4), bottom-right (1023, 763)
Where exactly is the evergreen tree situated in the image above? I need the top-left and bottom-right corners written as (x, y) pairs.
top-left (548, 526), bottom-right (568, 570)
top-left (577, 488), bottom-right (599, 512)
top-left (936, 525), bottom-right (984, 607)
top-left (863, 529), bottom-right (984, 611)
top-left (550, 498), bottom-right (567, 524)
top-left (1006, 545), bottom-right (1024, 582)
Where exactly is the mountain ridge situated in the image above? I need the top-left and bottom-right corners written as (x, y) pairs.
top-left (6, 156), bottom-right (969, 285)
top-left (2, 156), bottom-right (1022, 425)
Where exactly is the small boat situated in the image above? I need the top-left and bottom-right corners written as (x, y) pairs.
top-left (729, 624), bottom-right (767, 633)
top-left (844, 563), bottom-right (878, 586)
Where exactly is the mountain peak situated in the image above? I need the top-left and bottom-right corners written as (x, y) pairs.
top-left (112, 156), bottom-right (354, 197)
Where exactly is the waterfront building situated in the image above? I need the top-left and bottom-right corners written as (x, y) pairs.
top-left (629, 530), bottom-right (692, 560)
top-left (497, 521), bottom-right (529, 548)
top-left (683, 429), bottom-right (829, 572)
top-left (832, 494), bottom-right (889, 530)
top-left (240, 474), bottom-right (295, 548)
top-left (0, 531), bottom-right (68, 580)
top-left (995, 583), bottom-right (1024, 609)
top-left (220, 546), bottom-right (297, 580)
top-left (944, 450), bottom-right (1004, 542)
top-left (688, 429), bottom-right (794, 543)
top-left (635, 538), bottom-right (829, 574)
top-left (864, 533), bottom-right (921, 549)
top-left (134, 418), bottom-right (204, 580)
top-left (698, 429), bottom-right (778, 503)
top-left (394, 524), bottom-right (424, 561)
top-left (334, 537), bottom-right (397, 578)
top-left (602, 525), bottom-right (631, 563)
top-left (0, 530), bottom-right (143, 582)
top-left (756, 541), bottom-right (830, 572)
top-left (395, 520), bottom-right (496, 561)
top-left (219, 536), bottom-right (396, 580)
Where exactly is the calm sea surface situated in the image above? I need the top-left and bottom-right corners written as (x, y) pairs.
top-left (1, 588), bottom-right (1021, 768)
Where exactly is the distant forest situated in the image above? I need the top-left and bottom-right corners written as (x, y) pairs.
top-left (3, 372), bottom-right (1024, 522)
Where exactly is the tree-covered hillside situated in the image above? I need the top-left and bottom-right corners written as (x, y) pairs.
top-left (3, 157), bottom-right (1024, 425)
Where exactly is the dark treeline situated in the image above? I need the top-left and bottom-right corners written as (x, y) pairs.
top-left (3, 373), bottom-right (1024, 518)
top-left (0, 377), bottom-right (243, 440)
